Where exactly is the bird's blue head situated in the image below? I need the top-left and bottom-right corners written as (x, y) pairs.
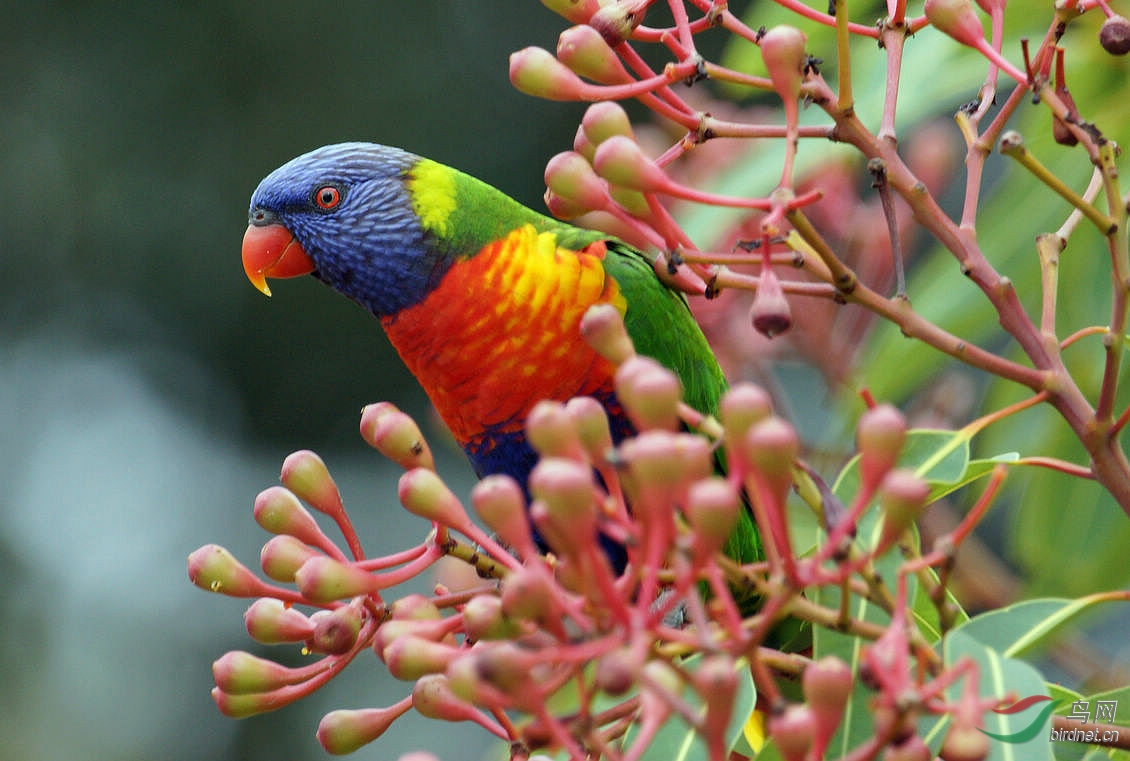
top-left (243, 142), bottom-right (454, 316)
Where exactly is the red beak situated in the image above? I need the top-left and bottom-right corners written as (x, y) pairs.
top-left (241, 223), bottom-right (316, 296)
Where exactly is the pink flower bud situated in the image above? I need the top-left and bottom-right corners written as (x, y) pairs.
top-left (557, 24), bottom-right (631, 83)
top-left (544, 151), bottom-right (612, 213)
top-left (398, 468), bottom-right (471, 530)
top-left (244, 597), bottom-right (316, 643)
top-left (581, 101), bottom-right (635, 146)
top-left (924, 0), bottom-right (985, 48)
top-left (280, 450), bottom-right (344, 518)
top-left (694, 655), bottom-right (740, 743)
top-left (467, 641), bottom-right (537, 694)
top-left (374, 618), bottom-right (458, 664)
top-left (720, 383), bottom-right (774, 450)
top-left (621, 431), bottom-right (714, 489)
top-left (544, 188), bottom-right (589, 220)
top-left (759, 25), bottom-right (807, 102)
top-left (877, 469), bottom-right (930, 546)
top-left (589, 0), bottom-right (648, 46)
top-left (317, 702), bottom-right (412, 755)
top-left (540, 0), bottom-right (603, 24)
top-left (212, 650), bottom-right (307, 694)
top-left (307, 604), bottom-right (364, 655)
top-left (411, 674), bottom-right (480, 722)
top-left (526, 400), bottom-right (584, 459)
top-left (254, 486), bottom-right (324, 543)
top-left (188, 544), bottom-right (264, 597)
top-left (259, 534), bottom-right (321, 582)
top-left (470, 475), bottom-right (536, 557)
top-left (769, 704), bottom-right (816, 761)
top-left (294, 556), bottom-right (379, 603)
top-left (744, 417), bottom-right (799, 482)
top-left (750, 266), bottom-right (792, 339)
top-left (580, 303), bottom-right (636, 365)
top-left (596, 645), bottom-right (645, 695)
top-left (939, 724), bottom-right (990, 761)
top-left (565, 396), bottom-right (615, 462)
top-left (390, 593), bottom-right (444, 621)
top-left (212, 687), bottom-right (294, 718)
top-left (803, 656), bottom-right (853, 756)
top-left (615, 356), bottom-right (683, 432)
top-left (461, 595), bottom-right (520, 641)
top-left (509, 47), bottom-right (586, 101)
top-left (500, 566), bottom-right (562, 628)
top-left (856, 403), bottom-right (907, 486)
top-left (529, 457), bottom-right (598, 530)
top-left (685, 477), bottom-right (741, 558)
top-left (359, 402), bottom-right (435, 471)
top-left (592, 135), bottom-right (671, 193)
top-left (1101, 15), bottom-right (1130, 55)
top-left (384, 635), bottom-right (461, 681)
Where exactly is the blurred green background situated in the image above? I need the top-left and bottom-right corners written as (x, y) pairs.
top-left (2, 3), bottom-right (591, 760)
top-left (4, 2), bottom-right (1130, 760)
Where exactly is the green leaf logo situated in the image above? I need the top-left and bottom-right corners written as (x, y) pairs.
top-left (978, 696), bottom-right (1063, 743)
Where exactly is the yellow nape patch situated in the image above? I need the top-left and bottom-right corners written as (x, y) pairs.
top-left (407, 159), bottom-right (457, 238)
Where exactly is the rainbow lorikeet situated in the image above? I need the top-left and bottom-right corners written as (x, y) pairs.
top-left (241, 142), bottom-right (761, 566)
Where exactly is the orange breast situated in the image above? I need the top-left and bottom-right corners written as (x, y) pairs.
top-left (380, 224), bottom-right (625, 446)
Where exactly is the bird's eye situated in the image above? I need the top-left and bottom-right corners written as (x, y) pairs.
top-left (313, 185), bottom-right (342, 210)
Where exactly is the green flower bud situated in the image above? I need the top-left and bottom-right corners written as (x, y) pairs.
top-left (471, 475), bottom-right (535, 556)
top-left (384, 635), bottom-right (460, 681)
top-left (557, 24), bottom-right (630, 83)
top-left (509, 47), bottom-right (587, 101)
top-left (317, 704), bottom-right (410, 755)
top-left (243, 597), bottom-right (315, 644)
top-left (398, 468), bottom-right (471, 530)
top-left (359, 402), bottom-right (435, 471)
top-left (412, 674), bottom-right (478, 722)
top-left (280, 450), bottom-right (344, 518)
top-left (212, 650), bottom-right (304, 694)
top-left (593, 135), bottom-right (670, 193)
top-left (294, 556), bottom-right (378, 603)
top-left (188, 544), bottom-right (264, 597)
top-left (461, 595), bottom-right (520, 641)
top-left (254, 486), bottom-right (323, 542)
top-left (544, 150), bottom-right (611, 212)
top-left (539, 0), bottom-right (603, 24)
top-left (581, 101), bottom-right (635, 146)
top-left (259, 534), bottom-right (321, 583)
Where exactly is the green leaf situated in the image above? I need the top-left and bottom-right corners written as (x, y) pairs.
top-left (954, 595), bottom-right (1130, 661)
top-left (939, 628), bottom-right (1057, 761)
top-left (621, 655), bottom-right (758, 761)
